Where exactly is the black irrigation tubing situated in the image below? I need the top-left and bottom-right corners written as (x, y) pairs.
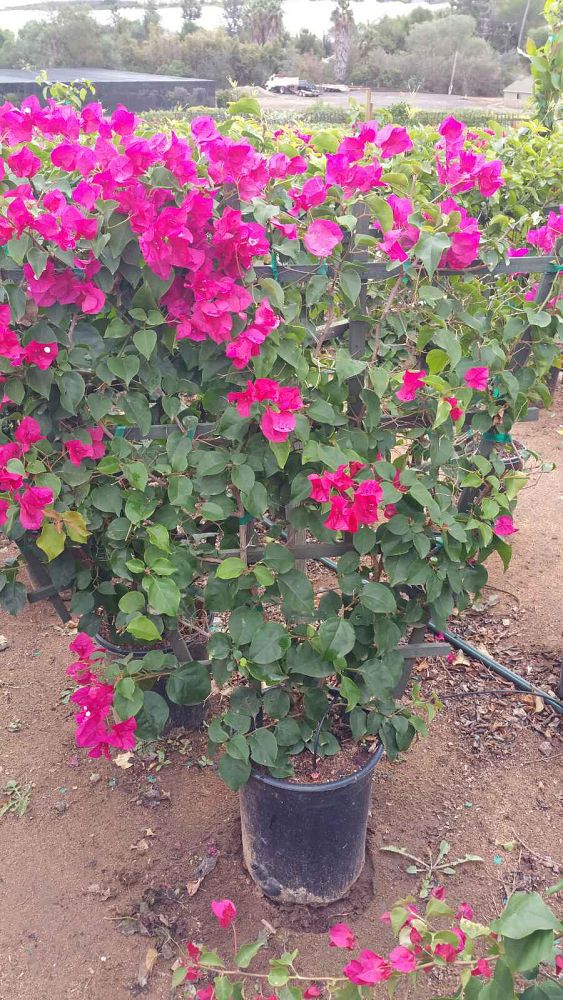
top-left (427, 624), bottom-right (563, 716)
top-left (261, 519), bottom-right (563, 717)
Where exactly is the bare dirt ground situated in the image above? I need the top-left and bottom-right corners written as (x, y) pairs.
top-left (257, 88), bottom-right (519, 115)
top-left (0, 395), bottom-right (561, 1000)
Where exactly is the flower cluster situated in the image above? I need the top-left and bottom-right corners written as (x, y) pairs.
top-left (308, 462), bottom-right (396, 533)
top-left (67, 633), bottom-right (137, 759)
top-left (227, 378), bottom-right (304, 442)
top-left (0, 304), bottom-right (59, 371)
top-left (0, 415), bottom-right (53, 529)
top-left (435, 116), bottom-right (504, 198)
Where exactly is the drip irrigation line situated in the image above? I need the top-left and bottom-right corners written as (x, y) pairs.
top-left (428, 625), bottom-right (563, 716)
top-left (260, 517), bottom-right (563, 716)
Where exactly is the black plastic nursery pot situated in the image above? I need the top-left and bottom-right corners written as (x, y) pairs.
top-left (239, 742), bottom-right (385, 905)
top-left (94, 631), bottom-right (210, 732)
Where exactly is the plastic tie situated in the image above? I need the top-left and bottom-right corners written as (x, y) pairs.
top-left (547, 263), bottom-right (563, 272)
top-left (115, 425), bottom-right (127, 437)
top-left (239, 513), bottom-right (253, 525)
top-left (483, 431), bottom-right (513, 444)
top-left (317, 261), bottom-right (329, 276)
top-left (270, 246), bottom-right (280, 281)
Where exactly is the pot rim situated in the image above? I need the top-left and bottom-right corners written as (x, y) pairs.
top-left (247, 740), bottom-right (384, 793)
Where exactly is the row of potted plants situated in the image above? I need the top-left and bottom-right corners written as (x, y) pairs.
top-left (0, 94), bottom-right (560, 902)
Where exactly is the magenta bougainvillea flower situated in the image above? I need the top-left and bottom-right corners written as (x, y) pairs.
top-left (494, 515), bottom-right (518, 537)
top-left (396, 370), bottom-right (427, 402)
top-left (303, 219), bottom-right (343, 258)
top-left (388, 946), bottom-right (417, 973)
top-left (343, 950), bottom-right (393, 985)
top-left (444, 396), bottom-right (464, 421)
top-left (14, 416), bottom-right (44, 453)
top-left (328, 923), bottom-right (357, 950)
top-left (375, 124), bottom-right (413, 159)
top-left (464, 366), bottom-right (489, 391)
top-left (17, 485), bottom-right (53, 529)
top-left (211, 898), bottom-right (237, 928)
top-left (228, 379), bottom-right (303, 443)
top-left (7, 146), bottom-right (41, 178)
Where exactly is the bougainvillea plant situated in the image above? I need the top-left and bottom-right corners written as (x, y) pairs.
top-left (170, 888), bottom-right (563, 998)
top-left (0, 96), bottom-right (560, 772)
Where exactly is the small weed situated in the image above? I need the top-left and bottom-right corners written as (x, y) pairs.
top-left (381, 839), bottom-right (483, 897)
top-left (60, 687), bottom-right (73, 705)
top-left (7, 718), bottom-right (22, 732)
top-left (1, 780), bottom-right (32, 818)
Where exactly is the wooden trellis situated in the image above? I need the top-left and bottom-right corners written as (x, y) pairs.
top-left (9, 246), bottom-right (561, 676)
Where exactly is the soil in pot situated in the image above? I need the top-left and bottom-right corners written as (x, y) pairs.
top-left (239, 742), bottom-right (384, 906)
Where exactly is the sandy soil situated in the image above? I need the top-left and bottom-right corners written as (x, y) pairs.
top-left (0, 397), bottom-right (561, 1000)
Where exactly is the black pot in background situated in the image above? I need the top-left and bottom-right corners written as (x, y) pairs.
top-left (239, 742), bottom-right (384, 905)
top-left (94, 631), bottom-right (210, 732)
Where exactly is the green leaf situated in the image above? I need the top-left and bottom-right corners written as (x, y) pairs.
top-left (91, 484), bottom-right (122, 516)
top-left (493, 892), bottom-right (562, 940)
top-left (229, 95), bottom-right (261, 116)
top-left (278, 569), bottom-right (314, 617)
top-left (235, 940), bottom-right (265, 969)
top-left (146, 524), bottom-right (170, 552)
top-left (166, 663), bottom-right (211, 706)
top-left (249, 622), bottom-right (289, 663)
top-left (521, 985), bottom-right (563, 1000)
top-left (360, 582), bottom-right (397, 614)
top-left (114, 678), bottom-right (144, 720)
top-left (318, 617), bottom-right (355, 657)
top-left (58, 371), bottom-right (85, 413)
top-left (231, 464), bottom-right (255, 493)
top-left (0, 580), bottom-right (27, 615)
top-left (503, 929), bottom-right (556, 972)
top-left (433, 398), bottom-right (453, 429)
top-left (126, 615), bottom-right (161, 642)
top-left (144, 576), bottom-right (180, 615)
top-left (426, 348), bottom-right (449, 374)
top-left (36, 522), bottom-right (65, 561)
top-left (340, 676), bottom-right (361, 711)
top-left (171, 966), bottom-right (188, 988)
top-left (269, 439), bottom-right (290, 469)
top-left (248, 729), bottom-right (278, 767)
top-left (124, 461), bottom-right (148, 491)
top-left (217, 557), bottom-right (247, 580)
top-left (334, 349), bottom-right (367, 384)
top-left (229, 607), bottom-right (264, 645)
top-left (134, 691), bottom-right (169, 741)
top-left (107, 355), bottom-right (139, 386)
top-left (415, 231), bottom-right (451, 278)
top-left (253, 564), bottom-right (275, 587)
top-left (366, 194), bottom-right (394, 233)
top-left (478, 959), bottom-right (515, 1000)
top-left (339, 267), bottom-right (362, 304)
top-left (218, 754), bottom-right (251, 790)
top-left (263, 543), bottom-right (294, 574)
top-left (133, 328), bottom-right (157, 359)
top-left (119, 591), bottom-right (145, 614)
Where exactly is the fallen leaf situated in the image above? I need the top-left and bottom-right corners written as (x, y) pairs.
top-left (136, 946), bottom-right (158, 988)
top-left (130, 838), bottom-right (150, 853)
top-left (114, 752), bottom-right (134, 770)
top-left (534, 696), bottom-right (544, 713)
top-left (186, 853), bottom-right (217, 896)
top-left (453, 650), bottom-right (471, 667)
top-left (86, 883), bottom-right (113, 901)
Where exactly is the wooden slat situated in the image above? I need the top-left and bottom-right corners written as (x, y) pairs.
top-left (255, 254), bottom-right (556, 283)
top-left (208, 542), bottom-right (355, 562)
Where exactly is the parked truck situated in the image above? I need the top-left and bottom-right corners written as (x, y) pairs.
top-left (265, 76), bottom-right (320, 97)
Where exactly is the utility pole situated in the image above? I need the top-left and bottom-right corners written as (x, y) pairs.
top-left (448, 49), bottom-right (459, 95)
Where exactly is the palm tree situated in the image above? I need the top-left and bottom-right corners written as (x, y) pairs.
top-left (243, 0), bottom-right (284, 46)
top-left (330, 0), bottom-right (359, 83)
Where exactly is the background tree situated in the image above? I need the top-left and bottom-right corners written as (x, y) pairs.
top-left (223, 0), bottom-right (245, 36)
top-left (142, 0), bottom-right (161, 38)
top-left (243, 0), bottom-right (284, 46)
top-left (181, 0), bottom-right (203, 35)
top-left (329, 0), bottom-right (359, 82)
top-left (15, 9), bottom-right (115, 67)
